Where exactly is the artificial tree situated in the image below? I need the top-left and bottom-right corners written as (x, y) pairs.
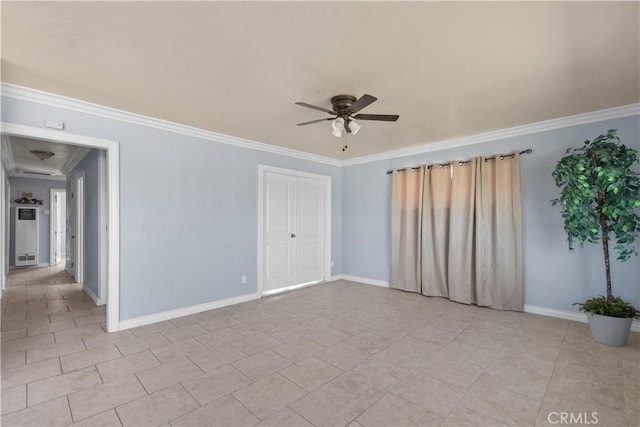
top-left (552, 129), bottom-right (640, 318)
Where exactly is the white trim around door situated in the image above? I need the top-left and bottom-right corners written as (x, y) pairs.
top-left (0, 167), bottom-right (7, 296)
top-left (98, 150), bottom-right (108, 306)
top-left (257, 165), bottom-right (331, 296)
top-left (49, 188), bottom-right (66, 266)
top-left (1, 122), bottom-right (120, 332)
top-left (73, 171), bottom-right (85, 286)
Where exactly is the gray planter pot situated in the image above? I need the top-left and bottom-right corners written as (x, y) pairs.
top-left (586, 313), bottom-right (633, 347)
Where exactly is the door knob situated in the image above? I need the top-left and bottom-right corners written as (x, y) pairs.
top-left (291, 233), bottom-right (296, 238)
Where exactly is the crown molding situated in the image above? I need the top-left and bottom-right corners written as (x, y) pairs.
top-left (1, 134), bottom-right (16, 172)
top-left (0, 83), bottom-right (342, 167)
top-left (342, 103), bottom-right (640, 166)
top-left (61, 146), bottom-right (91, 176)
top-left (2, 83), bottom-right (637, 168)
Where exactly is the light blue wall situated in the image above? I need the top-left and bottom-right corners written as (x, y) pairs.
top-left (8, 176), bottom-right (66, 265)
top-left (68, 149), bottom-right (101, 298)
top-left (4, 93), bottom-right (638, 319)
top-left (2, 97), bottom-right (342, 320)
top-left (342, 115), bottom-right (640, 312)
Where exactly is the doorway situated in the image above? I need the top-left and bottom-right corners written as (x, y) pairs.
top-left (1, 122), bottom-right (120, 332)
top-left (258, 165), bottom-right (331, 295)
top-left (50, 189), bottom-right (67, 266)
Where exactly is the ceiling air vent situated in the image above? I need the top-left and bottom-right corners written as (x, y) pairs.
top-left (20, 170), bottom-right (55, 176)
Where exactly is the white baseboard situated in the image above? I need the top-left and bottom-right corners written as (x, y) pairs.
top-left (329, 275), bottom-right (343, 281)
top-left (341, 274), bottom-right (390, 288)
top-left (118, 292), bottom-right (261, 331)
top-left (524, 304), bottom-right (640, 332)
top-left (523, 304), bottom-right (585, 322)
top-left (83, 284), bottom-right (104, 306)
top-left (340, 275), bottom-right (640, 333)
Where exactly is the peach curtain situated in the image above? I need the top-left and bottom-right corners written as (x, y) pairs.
top-left (390, 154), bottom-right (523, 311)
top-left (390, 166), bottom-right (424, 293)
top-left (475, 153), bottom-right (523, 311)
top-left (420, 165), bottom-right (452, 298)
top-left (444, 160), bottom-right (478, 304)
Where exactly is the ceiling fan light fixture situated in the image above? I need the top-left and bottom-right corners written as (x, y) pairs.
top-left (349, 119), bottom-right (362, 135)
top-left (30, 150), bottom-right (55, 161)
top-left (331, 117), bottom-right (344, 138)
top-left (332, 117), bottom-right (344, 132)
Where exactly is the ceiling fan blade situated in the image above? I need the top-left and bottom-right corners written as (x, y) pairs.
top-left (295, 102), bottom-right (335, 115)
top-left (354, 113), bottom-right (399, 122)
top-left (297, 118), bottom-right (333, 126)
top-left (349, 94), bottom-right (377, 113)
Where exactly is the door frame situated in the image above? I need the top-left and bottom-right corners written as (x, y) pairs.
top-left (49, 188), bottom-right (66, 266)
top-left (0, 162), bottom-right (8, 296)
top-left (74, 172), bottom-right (85, 285)
top-left (1, 122), bottom-right (120, 332)
top-left (98, 150), bottom-right (108, 306)
top-left (257, 165), bottom-right (331, 296)
top-left (67, 175), bottom-right (77, 278)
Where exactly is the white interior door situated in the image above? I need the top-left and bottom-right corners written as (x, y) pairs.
top-left (68, 175), bottom-right (84, 283)
top-left (50, 189), bottom-right (66, 266)
top-left (51, 191), bottom-right (58, 266)
top-left (263, 172), bottom-right (295, 292)
top-left (261, 168), bottom-right (328, 294)
top-left (0, 168), bottom-right (5, 291)
top-left (76, 176), bottom-right (84, 283)
top-left (294, 177), bottom-right (324, 284)
top-left (57, 192), bottom-right (66, 261)
top-left (68, 177), bottom-right (76, 278)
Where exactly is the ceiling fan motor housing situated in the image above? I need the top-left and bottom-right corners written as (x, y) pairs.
top-left (331, 95), bottom-right (357, 115)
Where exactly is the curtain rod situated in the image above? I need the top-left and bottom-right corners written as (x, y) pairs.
top-left (386, 149), bottom-right (533, 174)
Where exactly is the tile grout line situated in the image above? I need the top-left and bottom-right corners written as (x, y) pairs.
top-left (113, 406), bottom-right (125, 427)
top-left (286, 403), bottom-right (317, 426)
top-left (424, 321), bottom-right (503, 424)
top-left (534, 323), bottom-right (570, 424)
top-left (65, 394), bottom-right (74, 424)
top-left (133, 372), bottom-right (151, 395)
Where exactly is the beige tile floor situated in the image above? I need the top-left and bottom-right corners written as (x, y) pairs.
top-left (1, 264), bottom-right (638, 426)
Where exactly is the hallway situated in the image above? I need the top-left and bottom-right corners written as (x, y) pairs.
top-left (1, 264), bottom-right (106, 420)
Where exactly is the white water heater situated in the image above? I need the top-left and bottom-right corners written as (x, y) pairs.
top-left (15, 207), bottom-right (39, 267)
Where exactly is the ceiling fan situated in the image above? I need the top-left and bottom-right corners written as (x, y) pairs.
top-left (295, 94), bottom-right (399, 137)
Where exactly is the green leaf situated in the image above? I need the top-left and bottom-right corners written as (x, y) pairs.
top-left (550, 129), bottom-right (640, 298)
top-left (576, 296), bottom-right (639, 318)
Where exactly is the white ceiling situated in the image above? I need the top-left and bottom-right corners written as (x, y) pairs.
top-left (1, 2), bottom-right (638, 159)
top-left (2, 135), bottom-right (83, 177)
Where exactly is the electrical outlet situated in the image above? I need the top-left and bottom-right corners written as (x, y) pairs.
top-left (241, 275), bottom-right (247, 284)
top-left (45, 120), bottom-right (64, 130)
